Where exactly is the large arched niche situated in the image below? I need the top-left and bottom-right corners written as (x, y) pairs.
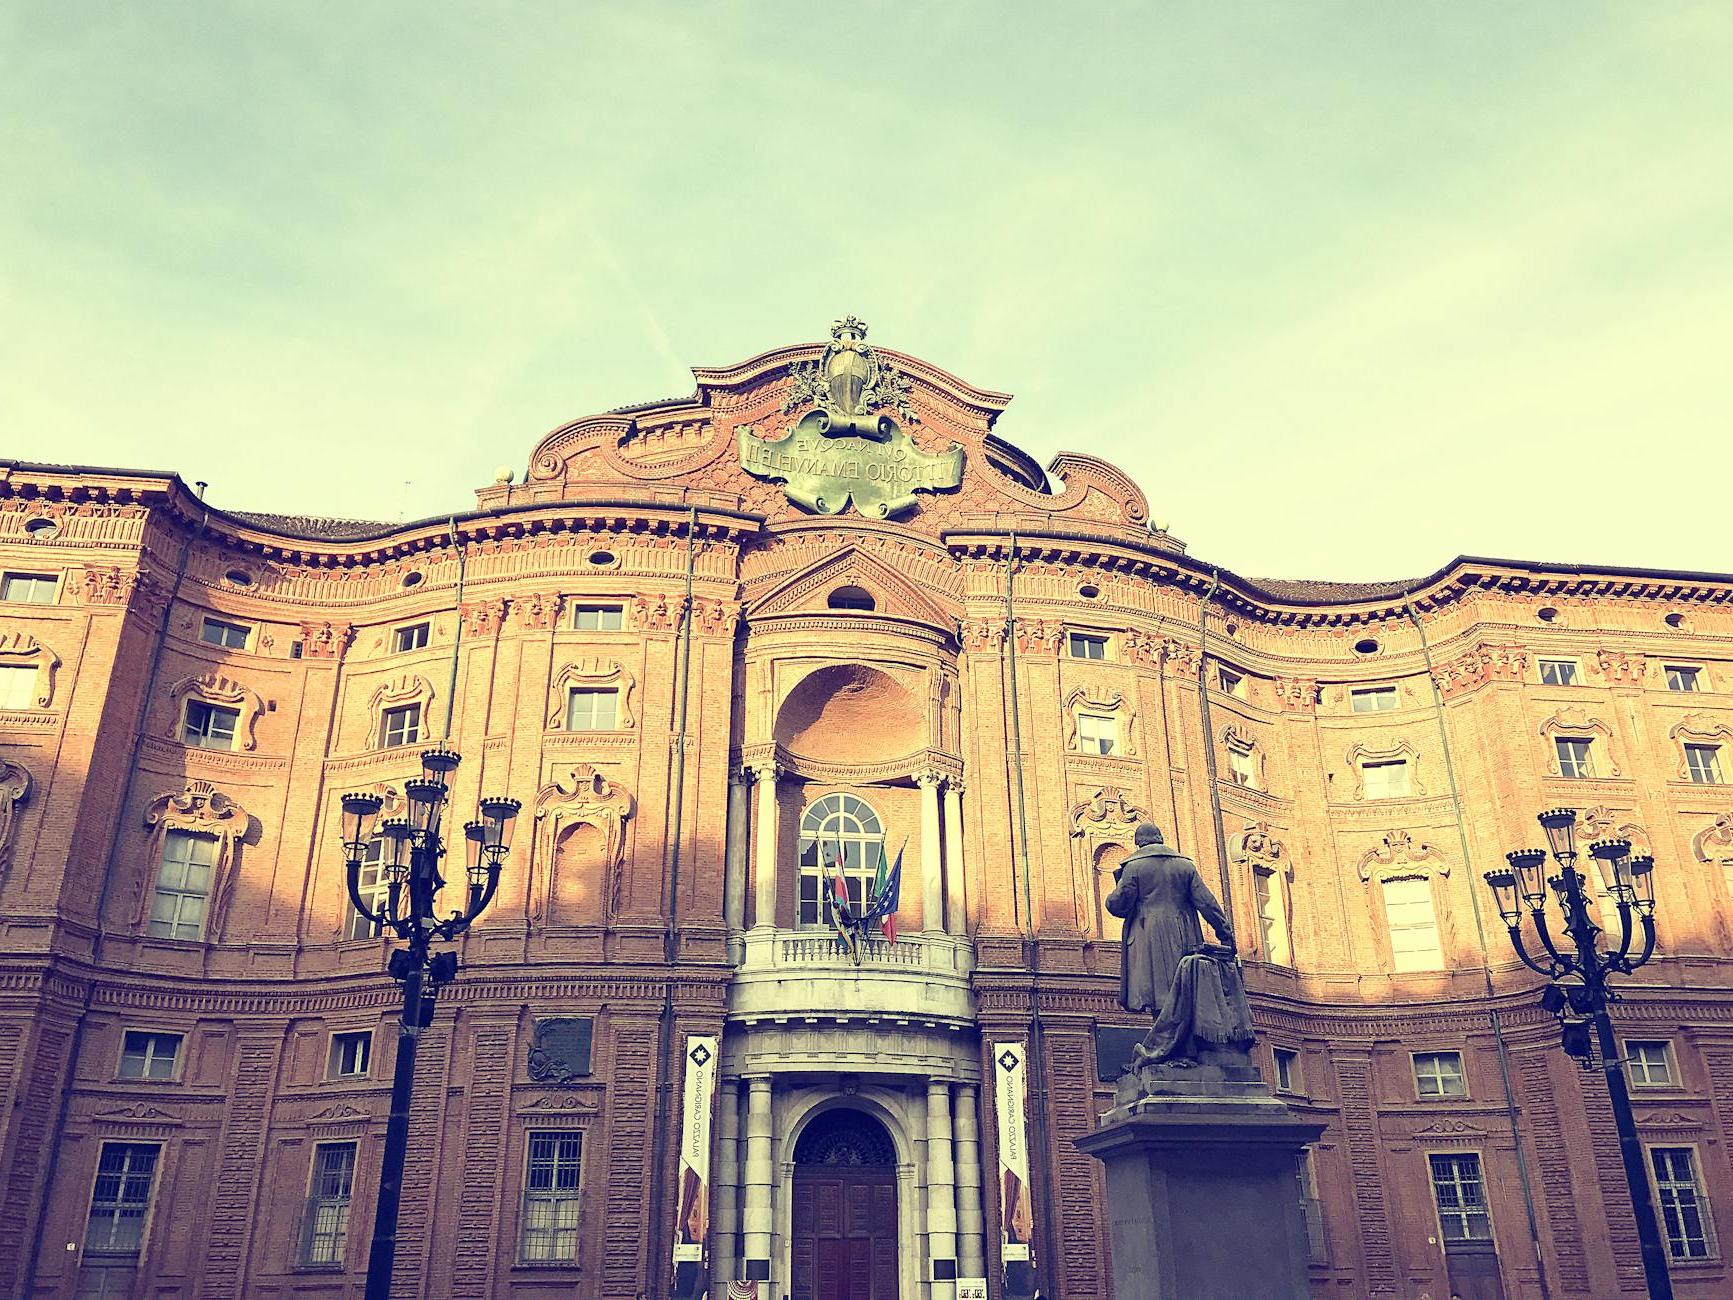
top-left (774, 664), bottom-right (924, 765)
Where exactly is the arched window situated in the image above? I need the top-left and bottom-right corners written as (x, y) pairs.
top-left (797, 794), bottom-right (886, 926)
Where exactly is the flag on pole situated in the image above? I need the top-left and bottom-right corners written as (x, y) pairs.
top-left (870, 840), bottom-right (905, 943)
top-left (827, 843), bottom-right (860, 964)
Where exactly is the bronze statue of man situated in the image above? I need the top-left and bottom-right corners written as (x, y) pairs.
top-left (1105, 822), bottom-right (1254, 1067)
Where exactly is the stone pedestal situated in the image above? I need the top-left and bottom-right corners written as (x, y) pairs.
top-left (1075, 1065), bottom-right (1325, 1300)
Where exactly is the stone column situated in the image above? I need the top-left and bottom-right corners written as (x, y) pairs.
top-left (712, 1079), bottom-right (742, 1288)
top-left (725, 768), bottom-right (751, 931)
top-left (943, 779), bottom-right (968, 937)
top-left (751, 761), bottom-right (780, 929)
top-left (953, 1083), bottom-right (987, 1281)
top-left (742, 1075), bottom-right (775, 1295)
top-left (926, 1080), bottom-right (960, 1299)
top-left (918, 769), bottom-right (945, 932)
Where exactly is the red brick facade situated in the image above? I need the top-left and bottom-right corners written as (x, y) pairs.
top-left (1, 329), bottom-right (1731, 1299)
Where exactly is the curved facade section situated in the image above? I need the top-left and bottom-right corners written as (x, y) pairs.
top-left (0, 321), bottom-right (1730, 1299)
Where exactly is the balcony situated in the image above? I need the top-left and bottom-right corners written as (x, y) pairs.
top-left (727, 927), bottom-right (976, 1028)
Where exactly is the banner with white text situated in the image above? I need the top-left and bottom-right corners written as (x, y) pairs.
top-left (991, 1040), bottom-right (1038, 1295)
top-left (671, 1035), bottom-right (719, 1295)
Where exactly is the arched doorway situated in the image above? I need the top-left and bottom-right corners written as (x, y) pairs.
top-left (790, 1108), bottom-right (899, 1300)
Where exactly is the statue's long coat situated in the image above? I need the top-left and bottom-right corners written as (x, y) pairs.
top-left (1104, 843), bottom-right (1234, 1014)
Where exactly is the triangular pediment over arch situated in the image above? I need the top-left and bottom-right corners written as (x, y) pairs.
top-left (746, 545), bottom-right (956, 631)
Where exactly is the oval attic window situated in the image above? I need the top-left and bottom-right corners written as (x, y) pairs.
top-left (225, 569), bottom-right (253, 588)
top-left (402, 572), bottom-right (424, 589)
top-left (589, 550), bottom-right (616, 567)
top-left (827, 586), bottom-right (876, 612)
top-left (1354, 636), bottom-right (1380, 656)
top-left (1078, 583), bottom-right (1101, 600)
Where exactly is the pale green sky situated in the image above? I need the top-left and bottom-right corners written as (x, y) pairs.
top-left (3, 3), bottom-right (1728, 580)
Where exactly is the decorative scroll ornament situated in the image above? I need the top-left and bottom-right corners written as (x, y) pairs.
top-left (139, 780), bottom-right (254, 934)
top-left (1230, 820), bottom-right (1291, 877)
top-left (167, 672), bottom-right (266, 749)
top-left (1071, 787), bottom-right (1147, 837)
top-left (0, 759), bottom-right (31, 884)
top-left (741, 316), bottom-right (963, 519)
top-left (1358, 828), bottom-right (1446, 883)
top-left (0, 631), bottom-right (60, 708)
top-left (547, 659), bottom-right (637, 729)
top-left (533, 764), bottom-right (636, 917)
top-left (1693, 813), bottom-right (1733, 871)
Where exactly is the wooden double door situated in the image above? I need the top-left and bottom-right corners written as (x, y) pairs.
top-left (790, 1167), bottom-right (899, 1300)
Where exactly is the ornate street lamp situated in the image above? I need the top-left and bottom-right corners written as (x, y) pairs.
top-left (1482, 807), bottom-right (1672, 1298)
top-left (340, 748), bottom-right (520, 1300)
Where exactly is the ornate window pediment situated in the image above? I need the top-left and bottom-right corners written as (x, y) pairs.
top-left (1670, 712), bottom-right (1733, 781)
top-left (1221, 724), bottom-right (1264, 789)
top-left (1358, 829), bottom-right (1447, 883)
top-left (0, 759), bottom-right (31, 884)
top-left (139, 780), bottom-right (254, 936)
top-left (1069, 787), bottom-right (1146, 838)
top-left (1345, 740), bottom-right (1424, 799)
top-left (1064, 687), bottom-right (1136, 757)
top-left (1539, 706), bottom-right (1621, 777)
top-left (546, 659), bottom-right (637, 729)
top-left (1230, 820), bottom-right (1291, 878)
top-left (533, 764), bottom-right (636, 918)
top-left (0, 630), bottom-right (61, 708)
top-left (1693, 813), bottom-right (1733, 874)
top-left (168, 672), bottom-right (266, 750)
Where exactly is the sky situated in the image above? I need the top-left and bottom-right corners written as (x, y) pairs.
top-left (2, 2), bottom-right (1728, 582)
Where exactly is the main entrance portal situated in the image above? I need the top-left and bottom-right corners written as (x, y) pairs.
top-left (790, 1109), bottom-right (900, 1300)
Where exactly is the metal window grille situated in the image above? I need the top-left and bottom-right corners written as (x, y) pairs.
top-left (0, 665), bottom-right (36, 709)
top-left (1665, 666), bottom-right (1701, 692)
top-left (564, 688), bottom-right (619, 731)
top-left (1383, 878), bottom-right (1442, 972)
top-left (1298, 1151), bottom-right (1328, 1262)
top-left (797, 794), bottom-right (885, 927)
top-left (149, 832), bottom-right (216, 940)
top-left (381, 704), bottom-right (421, 748)
top-left (347, 838), bottom-right (390, 940)
top-left (1626, 1041), bottom-right (1674, 1088)
top-left (182, 700), bottom-right (239, 749)
top-left (572, 605), bottom-right (624, 631)
top-left (1651, 1147), bottom-right (1717, 1260)
top-left (302, 1142), bottom-right (357, 1265)
top-left (521, 1132), bottom-right (583, 1262)
top-left (1686, 744), bottom-right (1723, 785)
top-left (1539, 659), bottom-right (1578, 686)
top-left (84, 1143), bottom-right (159, 1254)
top-left (119, 1032), bottom-right (181, 1080)
top-left (1555, 737), bottom-right (1594, 779)
top-left (1428, 1152), bottom-right (1493, 1242)
top-left (200, 619), bottom-right (249, 649)
top-left (1077, 713), bottom-right (1117, 756)
top-left (1351, 686), bottom-right (1398, 712)
top-left (0, 572), bottom-right (58, 603)
top-left (1414, 1052), bottom-right (1467, 1098)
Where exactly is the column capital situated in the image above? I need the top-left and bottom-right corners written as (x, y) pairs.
top-left (730, 765), bottom-right (755, 787)
top-left (915, 768), bottom-right (946, 789)
top-left (746, 759), bottom-right (781, 782)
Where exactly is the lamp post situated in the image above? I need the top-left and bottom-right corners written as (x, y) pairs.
top-left (1481, 807), bottom-right (1672, 1299)
top-left (339, 747), bottom-right (520, 1300)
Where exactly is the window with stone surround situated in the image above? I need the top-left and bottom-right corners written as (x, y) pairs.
top-left (1428, 1152), bottom-right (1493, 1244)
top-left (1626, 1040), bottom-right (1676, 1089)
top-left (302, 1142), bottom-right (357, 1266)
top-left (797, 793), bottom-right (886, 927)
top-left (1685, 744), bottom-right (1723, 785)
top-left (1413, 1050), bottom-right (1468, 1098)
top-left (1650, 1146), bottom-right (1716, 1260)
top-left (1067, 632), bottom-right (1108, 660)
top-left (1360, 758), bottom-right (1411, 799)
top-left (0, 664), bottom-right (36, 710)
top-left (0, 571), bottom-right (58, 604)
top-left (520, 1131), bottom-right (584, 1262)
top-left (1077, 712), bottom-right (1118, 756)
top-left (393, 622), bottom-right (430, 653)
top-left (83, 1141), bottom-right (160, 1256)
top-left (571, 604), bottom-right (625, 631)
top-left (380, 703), bottom-right (422, 749)
top-left (329, 1031), bottom-right (372, 1079)
top-left (1383, 877), bottom-right (1443, 972)
top-left (200, 618), bottom-right (250, 650)
top-left (1539, 658), bottom-right (1579, 687)
top-left (1351, 686), bottom-right (1398, 713)
top-left (182, 700), bottom-right (240, 750)
top-left (564, 688), bottom-right (619, 731)
top-left (1272, 1046), bottom-right (1300, 1093)
top-left (148, 830), bottom-right (217, 940)
top-left (118, 1031), bottom-right (181, 1081)
top-left (1253, 866), bottom-right (1290, 964)
top-left (1217, 665), bottom-right (1248, 697)
top-left (1665, 665), bottom-right (1702, 693)
top-left (1555, 736), bottom-right (1595, 779)
top-left (348, 837), bottom-right (390, 939)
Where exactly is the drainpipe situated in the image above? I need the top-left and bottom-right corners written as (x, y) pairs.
top-left (1191, 570), bottom-right (1235, 908)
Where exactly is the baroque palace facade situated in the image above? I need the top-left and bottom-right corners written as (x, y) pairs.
top-left (1, 320), bottom-right (1731, 1300)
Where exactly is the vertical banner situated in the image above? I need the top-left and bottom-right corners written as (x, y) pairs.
top-left (671, 1035), bottom-right (720, 1297)
top-left (991, 1041), bottom-right (1038, 1297)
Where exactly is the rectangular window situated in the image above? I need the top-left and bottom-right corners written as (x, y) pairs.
top-left (181, 700), bottom-right (240, 750)
top-left (1627, 1041), bottom-right (1676, 1089)
top-left (1273, 1047), bottom-right (1299, 1093)
top-left (572, 604), bottom-right (624, 632)
top-left (0, 664), bottom-right (36, 710)
top-left (1685, 744), bottom-right (1724, 785)
top-left (118, 1031), bottom-right (182, 1081)
top-left (381, 703), bottom-right (421, 749)
top-left (1555, 737), bottom-right (1595, 779)
top-left (1539, 658), bottom-right (1579, 687)
top-left (1217, 666), bottom-right (1246, 697)
top-left (393, 622), bottom-right (430, 653)
top-left (1076, 713), bottom-right (1117, 756)
top-left (199, 619), bottom-right (250, 650)
top-left (1066, 632), bottom-right (1108, 660)
top-left (1254, 868), bottom-right (1290, 964)
top-left (84, 1142), bottom-right (159, 1255)
top-left (564, 688), bottom-right (619, 731)
top-left (0, 572), bottom-right (58, 604)
top-left (1429, 1152), bottom-right (1493, 1243)
top-left (347, 839), bottom-right (389, 940)
top-left (148, 831), bottom-right (216, 941)
top-left (302, 1142), bottom-right (357, 1266)
top-left (1361, 759), bottom-right (1411, 799)
top-left (329, 1031), bottom-right (372, 1079)
top-left (1651, 1147), bottom-right (1716, 1260)
top-left (1665, 665), bottom-right (1702, 693)
top-left (1384, 877), bottom-right (1443, 972)
top-left (1351, 686), bottom-right (1398, 713)
top-left (1413, 1050), bottom-right (1468, 1099)
top-left (1228, 747), bottom-right (1257, 787)
top-left (520, 1131), bottom-right (583, 1262)
top-left (1299, 1150), bottom-right (1328, 1262)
